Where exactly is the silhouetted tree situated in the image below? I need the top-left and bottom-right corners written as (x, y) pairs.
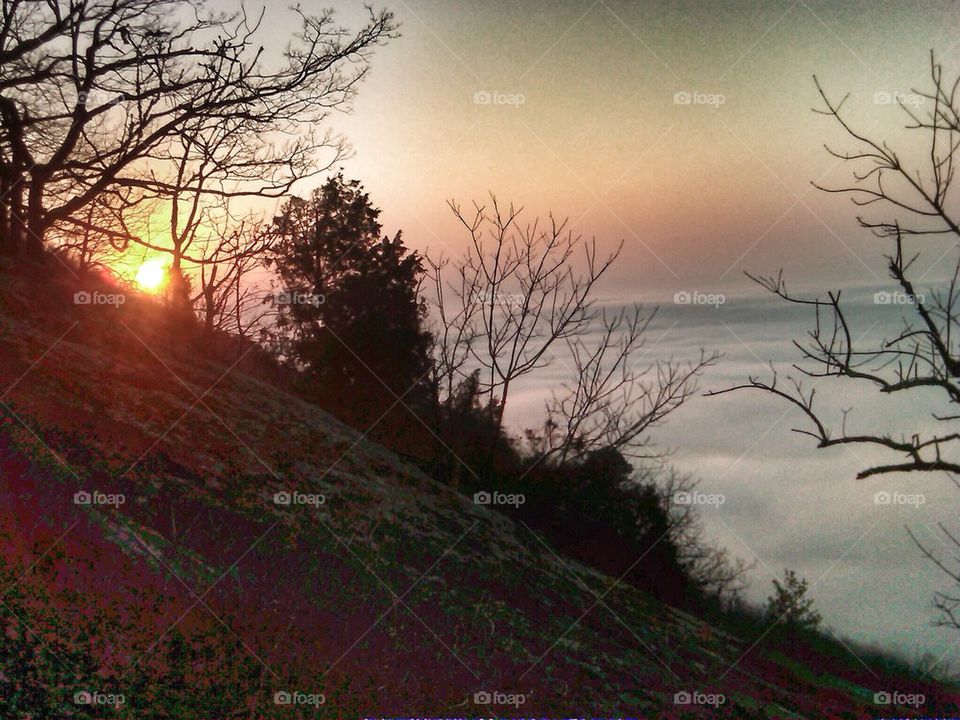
top-left (429, 369), bottom-right (519, 489)
top-left (0, 0), bottom-right (396, 259)
top-left (766, 568), bottom-right (822, 631)
top-left (709, 53), bottom-right (960, 476)
top-left (512, 449), bottom-right (747, 607)
top-left (657, 470), bottom-right (751, 602)
top-left (45, 194), bottom-right (140, 273)
top-left (708, 52), bottom-right (960, 630)
top-left (267, 174), bottom-right (434, 452)
top-left (195, 219), bottom-right (272, 341)
top-left (429, 197), bottom-right (620, 434)
top-left (542, 305), bottom-right (717, 463)
top-left (429, 197), bottom-right (716, 462)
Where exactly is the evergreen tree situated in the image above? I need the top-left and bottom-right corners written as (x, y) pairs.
top-left (268, 174), bottom-right (434, 453)
top-left (766, 568), bottom-right (822, 631)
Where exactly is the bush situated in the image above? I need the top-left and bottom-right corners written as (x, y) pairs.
top-left (766, 568), bottom-right (822, 631)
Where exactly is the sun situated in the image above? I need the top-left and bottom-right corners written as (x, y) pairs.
top-left (134, 257), bottom-right (168, 293)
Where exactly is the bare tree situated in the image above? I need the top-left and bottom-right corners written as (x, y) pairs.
top-left (45, 193), bottom-right (143, 273)
top-left (709, 52), bottom-right (960, 479)
top-left (125, 96), bottom-right (319, 303)
top-left (906, 520), bottom-right (960, 634)
top-left (543, 305), bottom-right (716, 463)
top-left (138, 111), bottom-right (279, 319)
top-left (429, 195), bottom-right (716, 461)
top-left (194, 218), bottom-right (272, 340)
top-left (426, 254), bottom-right (481, 410)
top-left (435, 197), bottom-right (620, 433)
top-left (707, 52), bottom-right (960, 630)
top-left (0, 0), bottom-right (396, 258)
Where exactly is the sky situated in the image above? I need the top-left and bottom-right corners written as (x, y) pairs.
top-left (227, 0), bottom-right (960, 664)
top-left (327, 0), bottom-right (960, 294)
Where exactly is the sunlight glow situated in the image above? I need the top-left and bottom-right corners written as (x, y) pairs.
top-left (134, 258), bottom-right (168, 293)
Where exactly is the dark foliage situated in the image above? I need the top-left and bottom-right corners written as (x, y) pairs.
top-left (518, 447), bottom-right (695, 606)
top-left (267, 174), bottom-right (435, 455)
top-left (431, 373), bottom-right (703, 608)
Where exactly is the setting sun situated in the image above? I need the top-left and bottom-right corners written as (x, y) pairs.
top-left (5, 0), bottom-right (960, 714)
top-left (134, 257), bottom-right (168, 293)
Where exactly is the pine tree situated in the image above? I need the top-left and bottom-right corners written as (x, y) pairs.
top-left (766, 568), bottom-right (822, 631)
top-left (267, 174), bottom-right (434, 453)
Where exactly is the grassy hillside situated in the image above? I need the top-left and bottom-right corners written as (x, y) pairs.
top-left (0, 259), bottom-right (956, 718)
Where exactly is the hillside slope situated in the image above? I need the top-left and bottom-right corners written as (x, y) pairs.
top-left (0, 260), bottom-right (956, 718)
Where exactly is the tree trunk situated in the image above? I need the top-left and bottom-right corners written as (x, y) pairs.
top-left (24, 173), bottom-right (47, 260)
top-left (0, 174), bottom-right (26, 258)
top-left (0, 170), bottom-right (10, 256)
top-left (203, 284), bottom-right (215, 336)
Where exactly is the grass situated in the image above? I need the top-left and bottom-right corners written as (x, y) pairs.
top-left (1, 257), bottom-right (959, 717)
